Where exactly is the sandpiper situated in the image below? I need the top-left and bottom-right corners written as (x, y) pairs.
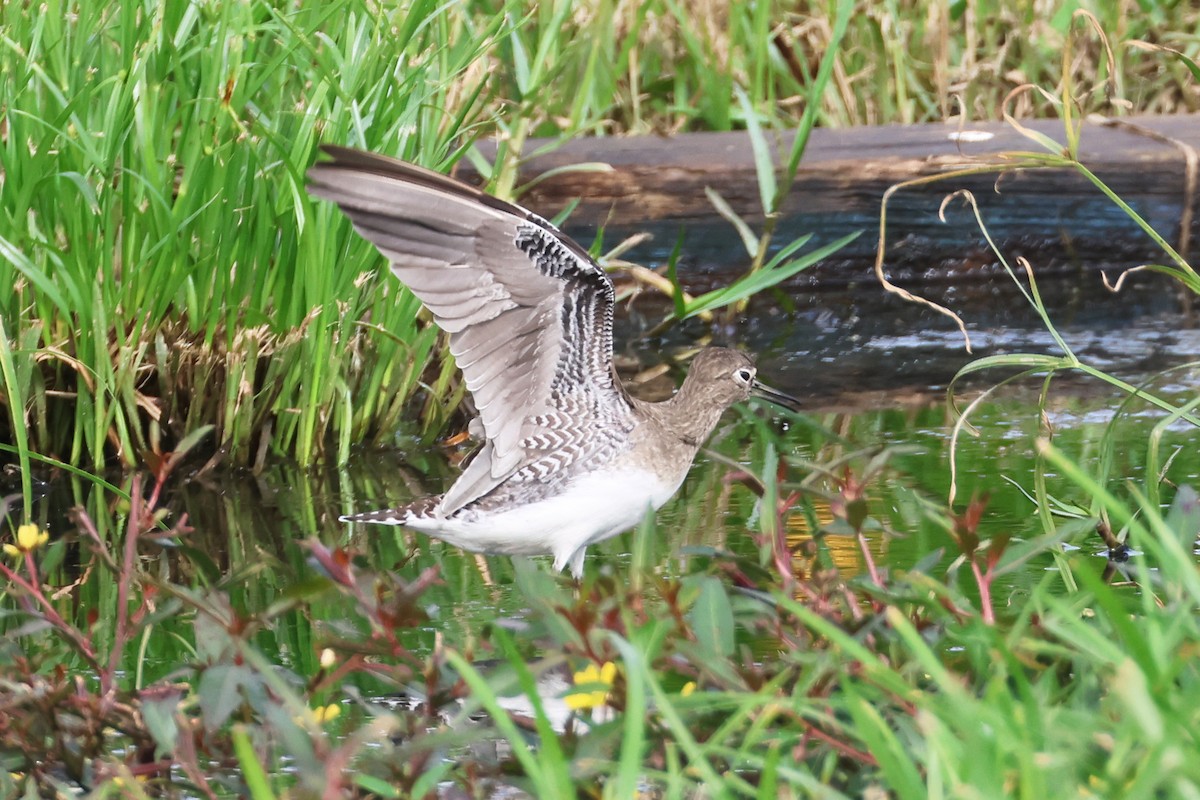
top-left (308, 146), bottom-right (799, 577)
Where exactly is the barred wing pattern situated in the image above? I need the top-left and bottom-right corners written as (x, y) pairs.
top-left (307, 147), bottom-right (635, 514)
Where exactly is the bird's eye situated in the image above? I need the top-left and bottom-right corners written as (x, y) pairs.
top-left (734, 368), bottom-right (754, 384)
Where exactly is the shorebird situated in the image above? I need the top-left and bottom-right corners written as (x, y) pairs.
top-left (308, 146), bottom-right (799, 577)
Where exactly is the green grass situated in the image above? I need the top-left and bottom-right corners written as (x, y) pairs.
top-left (869, 13), bottom-right (1199, 502)
top-left (2, 3), bottom-right (1200, 794)
top-left (1, 0), bottom-right (491, 471)
top-left (1, 399), bottom-right (1198, 796)
top-left (2, 0), bottom-right (1198, 478)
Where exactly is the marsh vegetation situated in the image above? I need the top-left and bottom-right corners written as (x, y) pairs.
top-left (2, 0), bottom-right (1199, 797)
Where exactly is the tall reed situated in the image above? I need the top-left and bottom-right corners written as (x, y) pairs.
top-left (0, 0), bottom-right (502, 471)
top-left (2, 0), bottom-right (1195, 480)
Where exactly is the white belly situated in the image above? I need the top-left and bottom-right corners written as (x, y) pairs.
top-left (406, 467), bottom-right (684, 566)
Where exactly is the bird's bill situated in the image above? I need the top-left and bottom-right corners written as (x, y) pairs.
top-left (751, 379), bottom-right (802, 411)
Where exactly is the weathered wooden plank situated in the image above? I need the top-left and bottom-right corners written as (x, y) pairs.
top-left (470, 115), bottom-right (1199, 227)
top-left (467, 115), bottom-right (1198, 285)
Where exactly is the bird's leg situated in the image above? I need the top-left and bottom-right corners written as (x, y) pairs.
top-left (567, 546), bottom-right (587, 580)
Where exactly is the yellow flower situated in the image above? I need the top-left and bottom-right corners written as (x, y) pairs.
top-left (3, 524), bottom-right (49, 556)
top-left (680, 681), bottom-right (696, 697)
top-left (567, 661), bottom-right (617, 711)
top-left (312, 704), bottom-right (341, 724)
top-left (293, 702), bottom-right (342, 727)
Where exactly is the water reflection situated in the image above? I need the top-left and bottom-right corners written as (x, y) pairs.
top-left (785, 499), bottom-right (878, 579)
top-left (21, 278), bottom-right (1200, 666)
top-left (22, 341), bottom-right (1200, 660)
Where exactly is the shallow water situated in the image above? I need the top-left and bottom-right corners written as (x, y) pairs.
top-left (117, 377), bottom-right (1191, 681)
top-left (20, 267), bottom-right (1200, 678)
top-left (72, 352), bottom-right (1200, 656)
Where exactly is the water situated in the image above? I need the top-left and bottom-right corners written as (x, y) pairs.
top-left (16, 254), bottom-right (1200, 682)
top-left (48, 330), bottom-right (1192, 663)
top-left (618, 270), bottom-right (1197, 406)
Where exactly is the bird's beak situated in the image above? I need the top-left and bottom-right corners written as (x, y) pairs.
top-left (751, 379), bottom-right (802, 411)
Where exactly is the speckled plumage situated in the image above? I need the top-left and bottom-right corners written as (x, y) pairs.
top-left (308, 147), bottom-right (797, 577)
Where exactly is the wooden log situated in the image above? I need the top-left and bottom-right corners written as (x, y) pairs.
top-left (471, 115), bottom-right (1199, 225)
top-left (468, 114), bottom-right (1199, 283)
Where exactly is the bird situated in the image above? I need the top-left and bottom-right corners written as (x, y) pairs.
top-left (307, 146), bottom-right (800, 577)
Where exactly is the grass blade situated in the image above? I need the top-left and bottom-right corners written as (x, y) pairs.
top-left (0, 314), bottom-right (32, 511)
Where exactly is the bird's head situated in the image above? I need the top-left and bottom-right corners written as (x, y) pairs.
top-left (682, 348), bottom-right (800, 411)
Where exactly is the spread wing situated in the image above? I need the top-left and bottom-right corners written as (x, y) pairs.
top-left (307, 146), bottom-right (634, 513)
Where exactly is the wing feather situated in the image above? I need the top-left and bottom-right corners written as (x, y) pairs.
top-left (308, 146), bottom-right (633, 513)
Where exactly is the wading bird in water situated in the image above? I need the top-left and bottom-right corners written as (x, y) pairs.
top-left (308, 147), bottom-right (799, 577)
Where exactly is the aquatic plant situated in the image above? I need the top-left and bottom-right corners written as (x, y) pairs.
top-left (3, 5), bottom-right (1200, 792)
top-left (873, 12), bottom-right (1199, 531)
top-left (2, 415), bottom-right (1198, 796)
top-left (0, 0), bottom-right (499, 480)
top-left (4, 0), bottom-right (1197, 485)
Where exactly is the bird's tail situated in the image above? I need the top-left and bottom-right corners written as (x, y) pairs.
top-left (339, 496), bottom-right (440, 525)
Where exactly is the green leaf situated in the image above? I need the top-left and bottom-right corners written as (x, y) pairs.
top-left (951, 353), bottom-right (1073, 381)
top-left (683, 230), bottom-right (859, 318)
top-left (608, 633), bottom-right (742, 793)
top-left (1111, 658), bottom-right (1164, 742)
top-left (444, 649), bottom-right (550, 792)
top-left (193, 602), bottom-right (234, 664)
top-left (549, 197), bottom-right (582, 228)
top-left (0, 314), bottom-right (32, 509)
top-left (704, 186), bottom-right (759, 259)
top-left (197, 664), bottom-right (256, 732)
top-left (761, 232), bottom-right (815, 271)
top-left (688, 576), bottom-right (735, 657)
top-left (493, 629), bottom-right (573, 793)
top-left (736, 86), bottom-right (776, 215)
top-left (173, 424), bottom-right (214, 460)
top-left (843, 683), bottom-right (926, 800)
top-left (756, 742), bottom-right (781, 800)
top-left (232, 724), bottom-right (278, 800)
top-left (354, 774), bottom-right (403, 798)
top-left (56, 171), bottom-right (100, 214)
top-left (1170, 49), bottom-right (1200, 82)
top-left (141, 692), bottom-right (182, 759)
top-left (509, 24), bottom-right (531, 97)
top-left (782, 0), bottom-right (853, 188)
top-left (519, 161), bottom-right (614, 195)
top-left (608, 633), bottom-right (647, 800)
top-left (665, 227), bottom-right (688, 320)
top-left (993, 516), bottom-right (1096, 577)
top-left (170, 543), bottom-right (223, 585)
